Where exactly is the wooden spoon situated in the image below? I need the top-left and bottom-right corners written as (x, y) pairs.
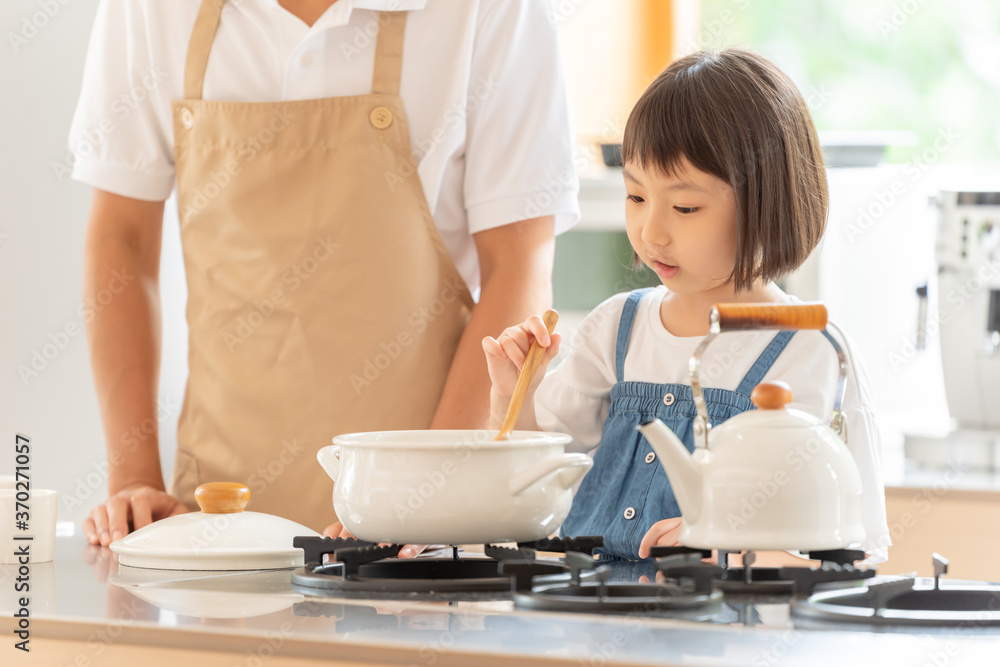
top-left (495, 309), bottom-right (559, 441)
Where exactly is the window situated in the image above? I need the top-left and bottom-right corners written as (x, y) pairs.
top-left (697, 0), bottom-right (998, 163)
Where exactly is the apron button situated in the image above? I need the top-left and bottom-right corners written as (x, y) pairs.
top-left (369, 106), bottom-right (393, 129)
top-left (180, 107), bottom-right (194, 129)
top-left (623, 507), bottom-right (636, 520)
top-left (663, 392), bottom-right (675, 406)
top-left (644, 452), bottom-right (656, 464)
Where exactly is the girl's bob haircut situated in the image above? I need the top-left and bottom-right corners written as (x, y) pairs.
top-left (622, 48), bottom-right (828, 292)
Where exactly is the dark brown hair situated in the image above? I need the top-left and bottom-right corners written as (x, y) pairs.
top-left (622, 49), bottom-right (828, 292)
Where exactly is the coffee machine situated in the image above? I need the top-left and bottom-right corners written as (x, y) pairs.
top-left (906, 191), bottom-right (1000, 470)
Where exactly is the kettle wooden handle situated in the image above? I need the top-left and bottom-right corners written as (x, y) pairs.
top-left (713, 303), bottom-right (827, 332)
top-left (195, 482), bottom-right (251, 514)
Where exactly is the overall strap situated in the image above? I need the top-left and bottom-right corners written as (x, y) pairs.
top-left (371, 12), bottom-right (407, 95)
top-left (184, 0), bottom-right (226, 101)
top-left (615, 289), bottom-right (654, 383)
top-left (735, 330), bottom-right (796, 396)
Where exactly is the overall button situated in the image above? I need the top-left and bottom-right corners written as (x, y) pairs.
top-left (644, 452), bottom-right (656, 464)
top-left (663, 392), bottom-right (675, 406)
top-left (180, 107), bottom-right (193, 129)
top-left (623, 507), bottom-right (635, 520)
top-left (370, 107), bottom-right (393, 129)
top-left (300, 52), bottom-right (314, 68)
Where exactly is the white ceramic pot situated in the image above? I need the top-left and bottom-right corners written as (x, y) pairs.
top-left (319, 430), bottom-right (592, 545)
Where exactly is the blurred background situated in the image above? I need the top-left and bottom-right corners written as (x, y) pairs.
top-left (1, 0), bottom-right (998, 575)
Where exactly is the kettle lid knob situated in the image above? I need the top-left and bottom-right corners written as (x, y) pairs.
top-left (751, 381), bottom-right (793, 410)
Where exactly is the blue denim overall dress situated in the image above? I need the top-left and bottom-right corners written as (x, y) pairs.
top-left (560, 288), bottom-right (795, 560)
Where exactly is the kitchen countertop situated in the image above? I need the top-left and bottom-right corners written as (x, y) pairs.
top-left (3, 533), bottom-right (1000, 666)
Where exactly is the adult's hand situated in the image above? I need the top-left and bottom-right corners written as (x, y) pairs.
top-left (84, 485), bottom-right (189, 546)
top-left (322, 521), bottom-right (427, 558)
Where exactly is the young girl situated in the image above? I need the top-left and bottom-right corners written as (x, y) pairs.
top-left (483, 49), bottom-right (890, 563)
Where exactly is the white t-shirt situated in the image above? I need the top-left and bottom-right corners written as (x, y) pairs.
top-left (536, 287), bottom-right (891, 562)
top-left (67, 0), bottom-right (580, 293)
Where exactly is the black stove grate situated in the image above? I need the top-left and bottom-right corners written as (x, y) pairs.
top-left (290, 535), bottom-right (604, 599)
top-left (512, 551), bottom-right (724, 614)
top-left (650, 546), bottom-right (874, 597)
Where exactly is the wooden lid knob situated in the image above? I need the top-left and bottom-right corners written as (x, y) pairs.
top-left (750, 381), bottom-right (793, 410)
top-left (195, 482), bottom-right (250, 514)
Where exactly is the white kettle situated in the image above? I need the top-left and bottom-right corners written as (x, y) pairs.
top-left (636, 303), bottom-right (865, 552)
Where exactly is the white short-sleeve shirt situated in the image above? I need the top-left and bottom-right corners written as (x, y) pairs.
top-left (68, 0), bottom-right (581, 292)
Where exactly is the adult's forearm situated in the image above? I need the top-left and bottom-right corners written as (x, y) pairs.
top-left (430, 270), bottom-right (552, 429)
top-left (430, 220), bottom-right (556, 429)
top-left (83, 198), bottom-right (165, 493)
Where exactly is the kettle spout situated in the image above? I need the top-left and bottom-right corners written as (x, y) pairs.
top-left (637, 419), bottom-right (702, 524)
top-left (316, 445), bottom-right (341, 482)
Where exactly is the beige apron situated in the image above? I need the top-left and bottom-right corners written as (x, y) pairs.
top-left (169, 0), bottom-right (473, 530)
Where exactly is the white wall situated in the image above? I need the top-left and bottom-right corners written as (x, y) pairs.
top-left (555, 0), bottom-right (638, 140)
top-left (1, 0), bottom-right (105, 524)
top-left (0, 0), bottom-right (185, 524)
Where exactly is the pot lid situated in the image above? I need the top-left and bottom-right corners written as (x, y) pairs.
top-left (109, 482), bottom-right (320, 571)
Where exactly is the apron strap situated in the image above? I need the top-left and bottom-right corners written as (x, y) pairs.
top-left (371, 11), bottom-right (407, 95)
top-left (735, 330), bottom-right (796, 396)
top-left (615, 288), bottom-right (654, 383)
top-left (184, 0), bottom-right (226, 101)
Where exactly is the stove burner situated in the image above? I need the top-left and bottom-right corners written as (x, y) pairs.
top-left (792, 578), bottom-right (1000, 627)
top-left (652, 546), bottom-right (875, 597)
top-left (511, 551), bottom-right (723, 614)
top-left (792, 553), bottom-right (1000, 627)
top-left (290, 535), bottom-right (604, 600)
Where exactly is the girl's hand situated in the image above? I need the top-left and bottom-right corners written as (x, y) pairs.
top-left (638, 517), bottom-right (683, 559)
top-left (482, 314), bottom-right (562, 402)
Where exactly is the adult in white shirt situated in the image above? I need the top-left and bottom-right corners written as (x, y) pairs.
top-left (71, 0), bottom-right (579, 546)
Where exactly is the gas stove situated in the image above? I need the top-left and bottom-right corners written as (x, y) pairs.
top-left (290, 537), bottom-right (1000, 630)
top-left (20, 536), bottom-right (1000, 667)
top-left (508, 546), bottom-right (873, 615)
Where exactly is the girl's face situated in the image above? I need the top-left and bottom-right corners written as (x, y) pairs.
top-left (623, 156), bottom-right (737, 296)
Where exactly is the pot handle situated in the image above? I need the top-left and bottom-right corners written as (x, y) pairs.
top-left (316, 445), bottom-right (342, 482)
top-left (509, 454), bottom-right (592, 496)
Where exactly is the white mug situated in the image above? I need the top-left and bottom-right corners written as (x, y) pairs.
top-left (0, 475), bottom-right (15, 490)
top-left (0, 488), bottom-right (58, 564)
